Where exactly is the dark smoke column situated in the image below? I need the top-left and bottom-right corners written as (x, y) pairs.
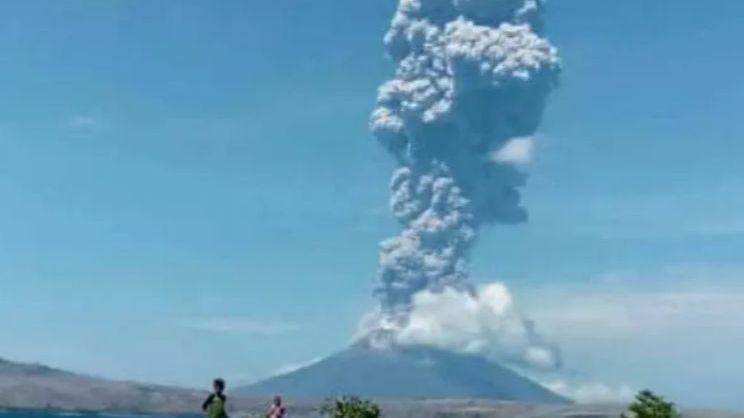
top-left (370, 0), bottom-right (560, 315)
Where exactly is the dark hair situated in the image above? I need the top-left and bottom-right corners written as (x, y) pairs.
top-left (213, 378), bottom-right (226, 391)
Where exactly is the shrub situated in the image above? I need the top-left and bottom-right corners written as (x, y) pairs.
top-left (622, 390), bottom-right (680, 418)
top-left (321, 396), bottom-right (381, 418)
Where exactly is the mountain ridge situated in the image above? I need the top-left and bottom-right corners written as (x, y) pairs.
top-left (237, 343), bottom-right (569, 404)
top-left (0, 357), bottom-right (206, 413)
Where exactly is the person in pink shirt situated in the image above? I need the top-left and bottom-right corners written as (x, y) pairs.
top-left (266, 396), bottom-right (285, 418)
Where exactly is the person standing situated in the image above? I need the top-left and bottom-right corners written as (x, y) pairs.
top-left (266, 396), bottom-right (285, 418)
top-left (202, 379), bottom-right (228, 418)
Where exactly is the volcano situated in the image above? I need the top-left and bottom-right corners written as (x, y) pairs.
top-left (237, 342), bottom-right (569, 404)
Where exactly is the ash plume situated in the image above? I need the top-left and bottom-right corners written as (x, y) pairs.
top-left (366, 0), bottom-right (561, 370)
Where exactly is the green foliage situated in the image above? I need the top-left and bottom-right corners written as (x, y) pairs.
top-left (321, 396), bottom-right (381, 418)
top-left (622, 390), bottom-right (680, 418)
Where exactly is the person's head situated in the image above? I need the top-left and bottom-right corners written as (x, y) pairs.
top-left (213, 378), bottom-right (226, 394)
top-left (272, 395), bottom-right (282, 406)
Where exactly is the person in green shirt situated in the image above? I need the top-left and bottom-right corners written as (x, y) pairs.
top-left (202, 378), bottom-right (228, 418)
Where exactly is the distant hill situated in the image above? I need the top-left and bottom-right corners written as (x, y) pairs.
top-left (237, 342), bottom-right (569, 404)
top-left (0, 357), bottom-right (205, 413)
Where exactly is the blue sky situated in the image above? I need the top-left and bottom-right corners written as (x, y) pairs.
top-left (0, 0), bottom-right (743, 410)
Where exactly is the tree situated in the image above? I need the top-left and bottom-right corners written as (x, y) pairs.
top-left (622, 390), bottom-right (680, 418)
top-left (321, 396), bottom-right (381, 418)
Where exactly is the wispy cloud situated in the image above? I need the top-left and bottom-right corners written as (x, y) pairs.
top-left (524, 277), bottom-right (744, 340)
top-left (506, 265), bottom-right (744, 395)
top-left (271, 357), bottom-right (323, 377)
top-left (543, 379), bottom-right (635, 404)
top-left (177, 317), bottom-right (299, 336)
top-left (550, 188), bottom-right (744, 240)
top-left (67, 114), bottom-right (98, 131)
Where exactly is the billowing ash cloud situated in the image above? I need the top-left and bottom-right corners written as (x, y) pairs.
top-left (370, 0), bottom-right (559, 312)
top-left (366, 0), bottom-right (561, 371)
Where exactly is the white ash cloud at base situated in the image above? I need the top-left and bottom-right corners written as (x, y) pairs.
top-left (360, 282), bottom-right (562, 371)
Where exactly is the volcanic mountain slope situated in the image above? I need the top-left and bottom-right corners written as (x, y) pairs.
top-left (237, 342), bottom-right (568, 404)
top-left (0, 357), bottom-right (205, 413)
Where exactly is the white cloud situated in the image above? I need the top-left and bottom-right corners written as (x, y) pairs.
top-left (271, 357), bottom-right (322, 377)
top-left (491, 136), bottom-right (534, 164)
top-left (369, 283), bottom-right (561, 371)
top-left (177, 317), bottom-right (299, 335)
top-left (544, 379), bottom-right (635, 404)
